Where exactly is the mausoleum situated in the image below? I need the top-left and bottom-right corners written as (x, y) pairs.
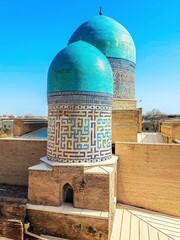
top-left (27, 39), bottom-right (118, 239)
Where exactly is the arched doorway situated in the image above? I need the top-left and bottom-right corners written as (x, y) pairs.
top-left (63, 183), bottom-right (74, 204)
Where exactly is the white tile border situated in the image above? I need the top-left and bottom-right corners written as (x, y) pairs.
top-left (26, 203), bottom-right (109, 219)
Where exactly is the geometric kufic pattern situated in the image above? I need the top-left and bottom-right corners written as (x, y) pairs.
top-left (47, 103), bottom-right (112, 163)
top-left (108, 57), bottom-right (135, 99)
top-left (60, 117), bottom-right (90, 150)
top-left (97, 117), bottom-right (111, 149)
top-left (47, 117), bottom-right (56, 148)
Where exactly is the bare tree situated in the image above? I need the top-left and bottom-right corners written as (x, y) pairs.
top-left (143, 109), bottom-right (167, 132)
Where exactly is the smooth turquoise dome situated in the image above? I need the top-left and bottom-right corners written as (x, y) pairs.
top-left (47, 41), bottom-right (113, 94)
top-left (68, 15), bottom-right (136, 64)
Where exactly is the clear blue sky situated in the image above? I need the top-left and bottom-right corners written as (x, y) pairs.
top-left (0, 0), bottom-right (179, 116)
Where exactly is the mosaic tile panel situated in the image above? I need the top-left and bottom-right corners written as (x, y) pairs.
top-left (108, 58), bottom-right (135, 99)
top-left (113, 69), bottom-right (135, 99)
top-left (47, 104), bottom-right (112, 163)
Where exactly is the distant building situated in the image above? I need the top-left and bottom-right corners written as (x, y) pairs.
top-left (0, 119), bottom-right (13, 131)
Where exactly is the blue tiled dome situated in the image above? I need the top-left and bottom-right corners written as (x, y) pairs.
top-left (68, 15), bottom-right (136, 64)
top-left (47, 41), bottom-right (113, 94)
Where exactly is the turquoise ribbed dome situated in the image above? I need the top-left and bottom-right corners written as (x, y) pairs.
top-left (68, 15), bottom-right (136, 64)
top-left (47, 41), bottom-right (113, 94)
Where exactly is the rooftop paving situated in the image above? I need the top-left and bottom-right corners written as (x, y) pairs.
top-left (26, 202), bottom-right (108, 219)
top-left (111, 204), bottom-right (180, 240)
top-left (18, 127), bottom-right (47, 140)
top-left (137, 132), bottom-right (165, 143)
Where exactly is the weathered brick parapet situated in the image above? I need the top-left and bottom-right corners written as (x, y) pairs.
top-left (115, 142), bottom-right (180, 217)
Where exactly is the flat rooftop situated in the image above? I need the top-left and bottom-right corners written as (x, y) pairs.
top-left (111, 204), bottom-right (180, 240)
top-left (18, 127), bottom-right (47, 140)
top-left (138, 132), bottom-right (165, 143)
top-left (18, 128), bottom-right (166, 144)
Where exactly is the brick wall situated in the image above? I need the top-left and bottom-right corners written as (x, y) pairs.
top-left (115, 142), bottom-right (180, 217)
top-left (112, 110), bottom-right (139, 143)
top-left (0, 139), bottom-right (47, 186)
top-left (0, 219), bottom-right (23, 240)
top-left (172, 123), bottom-right (180, 140)
top-left (138, 108), bottom-right (142, 133)
top-left (27, 209), bottom-right (109, 240)
top-left (112, 99), bottom-right (137, 110)
top-left (160, 121), bottom-right (180, 143)
top-left (0, 199), bottom-right (26, 240)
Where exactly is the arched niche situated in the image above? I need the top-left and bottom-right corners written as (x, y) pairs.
top-left (63, 183), bottom-right (74, 204)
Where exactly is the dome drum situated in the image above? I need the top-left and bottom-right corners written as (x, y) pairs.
top-left (47, 91), bottom-right (112, 163)
top-left (108, 58), bottom-right (135, 99)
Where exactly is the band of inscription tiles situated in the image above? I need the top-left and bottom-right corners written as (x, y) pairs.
top-left (108, 58), bottom-right (135, 99)
top-left (108, 57), bottom-right (135, 72)
top-left (48, 104), bottom-right (112, 111)
top-left (48, 91), bottom-right (113, 97)
top-left (46, 155), bottom-right (112, 163)
top-left (48, 92), bottom-right (113, 105)
top-left (47, 103), bottom-right (112, 163)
